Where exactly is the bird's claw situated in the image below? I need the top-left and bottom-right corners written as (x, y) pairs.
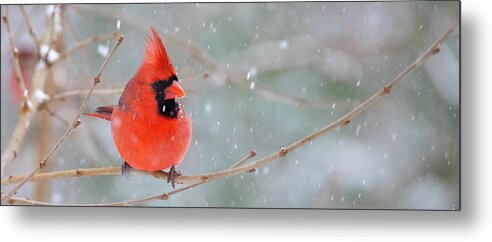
top-left (121, 161), bottom-right (132, 179)
top-left (167, 165), bottom-right (181, 189)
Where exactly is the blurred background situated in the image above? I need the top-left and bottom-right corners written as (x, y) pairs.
top-left (1, 2), bottom-right (459, 209)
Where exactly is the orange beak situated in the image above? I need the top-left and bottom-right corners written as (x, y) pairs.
top-left (164, 81), bottom-right (186, 100)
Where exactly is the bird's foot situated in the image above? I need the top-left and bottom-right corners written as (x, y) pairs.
top-left (166, 165), bottom-right (182, 189)
top-left (121, 161), bottom-right (132, 179)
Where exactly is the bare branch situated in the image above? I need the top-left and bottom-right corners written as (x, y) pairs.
top-left (0, 108), bottom-right (38, 174)
top-left (230, 150), bottom-right (257, 169)
top-left (7, 182), bottom-right (201, 206)
top-left (41, 5), bottom-right (56, 65)
top-left (2, 6), bottom-right (30, 107)
top-left (95, 36), bottom-right (124, 80)
top-left (40, 104), bottom-right (70, 127)
top-left (2, 167), bottom-right (120, 185)
top-left (48, 88), bottom-right (123, 102)
top-left (43, 72), bottom-right (207, 103)
top-left (52, 31), bottom-right (119, 65)
top-left (91, 181), bottom-right (206, 206)
top-left (1, 35), bottom-right (125, 203)
top-left (19, 5), bottom-right (40, 59)
top-left (7, 197), bottom-right (58, 206)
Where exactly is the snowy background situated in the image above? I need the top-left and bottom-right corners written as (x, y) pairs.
top-left (1, 2), bottom-right (459, 209)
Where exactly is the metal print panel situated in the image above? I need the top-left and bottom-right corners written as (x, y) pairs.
top-left (0, 1), bottom-right (460, 209)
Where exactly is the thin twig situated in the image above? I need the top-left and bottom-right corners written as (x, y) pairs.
top-left (48, 88), bottom-right (123, 102)
top-left (95, 36), bottom-right (124, 81)
top-left (2, 167), bottom-right (121, 185)
top-left (7, 197), bottom-right (61, 206)
top-left (0, 80), bottom-right (38, 171)
top-left (52, 31), bottom-right (118, 65)
top-left (43, 73), bottom-right (206, 103)
top-left (2, 6), bottom-right (30, 106)
top-left (93, 182), bottom-right (206, 206)
top-left (7, 182), bottom-right (203, 206)
top-left (10, 5), bottom-right (42, 40)
top-left (3, 23), bottom-right (457, 206)
top-left (1, 35), bottom-right (125, 203)
top-left (19, 5), bottom-right (40, 59)
top-left (230, 150), bottom-right (257, 169)
top-left (40, 104), bottom-right (70, 127)
top-left (41, 5), bottom-right (56, 65)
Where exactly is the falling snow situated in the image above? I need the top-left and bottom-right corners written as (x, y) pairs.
top-left (204, 102), bottom-right (213, 114)
top-left (33, 89), bottom-right (50, 103)
top-left (97, 44), bottom-right (109, 57)
top-left (250, 82), bottom-right (256, 90)
top-left (279, 40), bottom-right (289, 49)
top-left (40, 45), bottom-right (60, 63)
top-left (355, 124), bottom-right (362, 136)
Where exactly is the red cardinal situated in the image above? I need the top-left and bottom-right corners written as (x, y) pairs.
top-left (85, 27), bottom-right (192, 187)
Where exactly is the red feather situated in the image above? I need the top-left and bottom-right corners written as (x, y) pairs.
top-left (134, 27), bottom-right (176, 84)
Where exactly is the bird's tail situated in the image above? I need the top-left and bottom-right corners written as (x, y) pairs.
top-left (83, 105), bottom-right (115, 121)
